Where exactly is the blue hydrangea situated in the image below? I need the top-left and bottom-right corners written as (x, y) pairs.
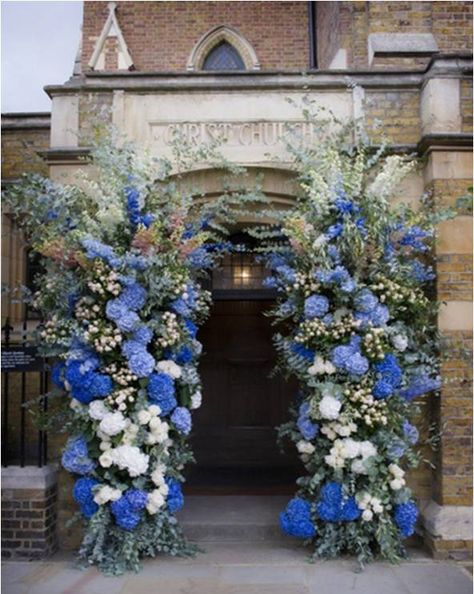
top-left (387, 438), bottom-right (406, 460)
top-left (166, 478), bottom-right (184, 513)
top-left (122, 339), bottom-right (145, 359)
top-left (115, 310), bottom-right (140, 333)
top-left (171, 407), bottom-right (192, 435)
top-left (297, 402), bottom-right (318, 440)
top-left (276, 265), bottom-right (297, 284)
top-left (171, 298), bottom-right (190, 317)
top-left (51, 362), bottom-right (66, 389)
top-left (62, 436), bottom-right (96, 475)
top-left (280, 498), bottom-right (316, 539)
top-left (394, 501), bottom-right (418, 537)
top-left (291, 343), bottom-right (315, 362)
top-left (372, 379), bottom-right (394, 399)
top-left (81, 238), bottom-right (121, 268)
top-left (344, 352), bottom-right (369, 376)
top-left (399, 376), bottom-right (441, 401)
top-left (263, 276), bottom-right (279, 289)
top-left (123, 254), bottom-right (149, 270)
top-left (128, 350), bottom-right (155, 378)
top-left (171, 346), bottom-right (193, 365)
top-left (90, 374), bottom-right (113, 397)
top-left (124, 488), bottom-right (148, 512)
top-left (147, 372), bottom-right (177, 414)
top-left (354, 289), bottom-right (379, 313)
top-left (73, 477), bottom-right (99, 519)
top-left (316, 482), bottom-right (361, 523)
top-left (106, 299), bottom-right (140, 332)
top-left (374, 354), bottom-right (402, 391)
top-left (118, 283), bottom-right (147, 311)
top-left (110, 490), bottom-right (145, 531)
top-left (65, 360), bottom-right (113, 404)
top-left (132, 326), bottom-right (153, 345)
top-left (187, 247), bottom-right (213, 269)
top-left (403, 420), bottom-right (419, 444)
top-left (304, 295), bottom-right (330, 319)
top-left (330, 338), bottom-right (368, 377)
top-left (184, 319), bottom-right (198, 338)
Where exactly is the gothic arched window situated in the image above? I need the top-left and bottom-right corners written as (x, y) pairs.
top-left (202, 41), bottom-right (246, 71)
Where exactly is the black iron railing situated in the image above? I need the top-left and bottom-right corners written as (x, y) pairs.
top-left (1, 316), bottom-right (49, 467)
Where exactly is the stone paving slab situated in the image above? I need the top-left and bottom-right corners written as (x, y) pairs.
top-left (2, 543), bottom-right (472, 594)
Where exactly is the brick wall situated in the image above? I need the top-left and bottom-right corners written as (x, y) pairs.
top-left (461, 79), bottom-right (473, 133)
top-left (2, 128), bottom-right (49, 180)
top-left (82, 1), bottom-right (310, 72)
top-left (2, 472), bottom-right (58, 560)
top-left (365, 90), bottom-right (421, 145)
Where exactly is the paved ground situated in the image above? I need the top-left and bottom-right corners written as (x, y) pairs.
top-left (2, 542), bottom-right (472, 594)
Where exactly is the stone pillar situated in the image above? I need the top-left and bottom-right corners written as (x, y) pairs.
top-left (1, 466), bottom-right (58, 559)
top-left (419, 65), bottom-right (473, 559)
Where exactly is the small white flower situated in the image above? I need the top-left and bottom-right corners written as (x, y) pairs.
top-left (351, 459), bottom-right (368, 474)
top-left (190, 391), bottom-right (202, 410)
top-left (99, 411), bottom-right (127, 436)
top-left (373, 501), bottom-right (384, 514)
top-left (390, 478), bottom-right (404, 491)
top-left (296, 440), bottom-right (316, 455)
top-left (89, 400), bottom-right (108, 421)
top-left (93, 485), bottom-right (122, 505)
top-left (392, 334), bottom-right (408, 352)
top-left (99, 441), bottom-right (112, 451)
top-left (146, 489), bottom-right (165, 514)
top-left (341, 438), bottom-right (360, 459)
top-left (156, 360), bottom-right (182, 379)
top-left (362, 509), bottom-right (374, 522)
top-left (319, 395), bottom-right (342, 420)
top-left (99, 450), bottom-right (114, 468)
top-left (148, 404), bottom-right (161, 416)
top-left (388, 463), bottom-right (405, 478)
top-left (137, 409), bottom-right (152, 425)
top-left (359, 441), bottom-right (377, 459)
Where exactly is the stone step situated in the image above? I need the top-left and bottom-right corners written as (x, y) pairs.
top-left (177, 495), bottom-right (295, 543)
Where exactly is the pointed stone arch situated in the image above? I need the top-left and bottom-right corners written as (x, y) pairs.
top-left (187, 26), bottom-right (260, 72)
top-left (88, 2), bottom-right (134, 71)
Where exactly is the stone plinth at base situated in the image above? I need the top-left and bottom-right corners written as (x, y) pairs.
top-left (420, 499), bottom-right (473, 560)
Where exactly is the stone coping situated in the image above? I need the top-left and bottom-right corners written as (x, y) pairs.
top-left (1, 464), bottom-right (58, 490)
top-left (420, 499), bottom-right (473, 541)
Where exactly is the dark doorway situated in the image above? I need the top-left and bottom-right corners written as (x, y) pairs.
top-left (187, 298), bottom-right (300, 494)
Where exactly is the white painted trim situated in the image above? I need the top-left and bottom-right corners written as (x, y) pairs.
top-left (88, 2), bottom-right (133, 71)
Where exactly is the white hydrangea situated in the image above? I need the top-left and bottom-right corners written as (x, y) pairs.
top-left (308, 356), bottom-right (336, 376)
top-left (99, 411), bottom-right (128, 436)
top-left (190, 391), bottom-right (202, 410)
top-left (146, 489), bottom-right (165, 515)
top-left (341, 438), bottom-right (361, 459)
top-left (110, 445), bottom-right (149, 477)
top-left (296, 440), bottom-right (316, 455)
top-left (392, 334), bottom-right (408, 352)
top-left (319, 395), bottom-right (342, 420)
top-left (156, 360), bottom-right (182, 379)
top-left (93, 485), bottom-right (122, 505)
top-left (89, 400), bottom-right (109, 421)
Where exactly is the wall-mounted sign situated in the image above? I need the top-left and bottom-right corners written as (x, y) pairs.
top-left (1, 347), bottom-right (44, 372)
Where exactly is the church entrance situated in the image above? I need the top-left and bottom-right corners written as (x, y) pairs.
top-left (186, 249), bottom-right (300, 494)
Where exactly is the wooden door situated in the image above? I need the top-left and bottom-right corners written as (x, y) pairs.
top-left (187, 300), bottom-right (300, 493)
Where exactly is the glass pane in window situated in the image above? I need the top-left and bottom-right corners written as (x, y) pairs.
top-left (202, 41), bottom-right (245, 71)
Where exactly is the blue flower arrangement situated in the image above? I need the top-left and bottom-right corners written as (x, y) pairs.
top-left (280, 498), bottom-right (316, 538)
top-left (62, 436), bottom-right (96, 475)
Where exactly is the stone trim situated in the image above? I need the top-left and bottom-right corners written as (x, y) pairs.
top-left (187, 25), bottom-right (260, 71)
top-left (87, 1), bottom-right (133, 71)
top-left (37, 147), bottom-right (92, 165)
top-left (420, 500), bottom-right (473, 541)
top-left (2, 113), bottom-right (51, 130)
top-left (2, 466), bottom-right (57, 490)
top-left (368, 33), bottom-right (439, 65)
top-left (417, 133), bottom-right (473, 156)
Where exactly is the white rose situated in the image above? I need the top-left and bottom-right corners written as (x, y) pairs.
top-left (146, 489), bottom-right (165, 514)
top-left (137, 410), bottom-right (152, 425)
top-left (319, 395), bottom-right (342, 420)
top-left (297, 440), bottom-right (316, 455)
top-left (151, 467), bottom-right (166, 487)
top-left (93, 485), bottom-right (122, 505)
top-left (99, 440), bottom-right (112, 451)
top-left (392, 334), bottom-right (408, 352)
top-left (156, 360), bottom-right (182, 379)
top-left (390, 478), bottom-right (404, 491)
top-left (373, 501), bottom-right (384, 514)
top-left (99, 450), bottom-right (114, 468)
top-left (111, 445), bottom-right (149, 477)
top-left (99, 411), bottom-right (127, 436)
top-left (190, 391), bottom-right (202, 410)
top-left (324, 361), bottom-right (336, 375)
top-left (362, 509), bottom-right (374, 522)
top-left (388, 463), bottom-right (404, 478)
top-left (89, 400), bottom-right (109, 421)
top-left (148, 404), bottom-right (161, 416)
top-left (321, 425), bottom-right (337, 440)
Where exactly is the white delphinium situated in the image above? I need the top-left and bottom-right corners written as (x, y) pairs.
top-left (111, 445), bottom-right (149, 477)
top-left (156, 360), bottom-right (182, 379)
top-left (89, 399), bottom-right (109, 421)
top-left (190, 390), bottom-right (202, 410)
top-left (297, 440), bottom-right (316, 455)
top-left (392, 334), bottom-right (408, 352)
top-left (99, 411), bottom-right (128, 436)
top-left (93, 485), bottom-right (122, 505)
top-left (319, 395), bottom-right (342, 420)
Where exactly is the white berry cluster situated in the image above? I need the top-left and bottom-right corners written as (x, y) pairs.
top-left (286, 271), bottom-right (319, 296)
top-left (156, 312), bottom-right (181, 347)
top-left (357, 492), bottom-right (384, 521)
top-left (362, 328), bottom-right (386, 360)
top-left (86, 262), bottom-right (121, 297)
top-left (104, 363), bottom-right (138, 387)
top-left (84, 322), bottom-right (123, 353)
top-left (40, 315), bottom-right (73, 346)
top-left (75, 298), bottom-right (102, 322)
top-left (370, 274), bottom-right (427, 308)
top-left (106, 386), bottom-right (137, 411)
top-left (345, 385), bottom-right (388, 427)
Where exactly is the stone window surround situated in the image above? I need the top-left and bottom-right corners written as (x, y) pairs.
top-left (187, 25), bottom-right (260, 72)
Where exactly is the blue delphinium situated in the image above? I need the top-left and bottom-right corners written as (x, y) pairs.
top-left (280, 498), bottom-right (316, 539)
top-left (316, 482), bottom-right (361, 522)
top-left (81, 238), bottom-right (122, 269)
top-left (399, 376), bottom-right (441, 401)
top-left (399, 225), bottom-right (430, 252)
top-left (326, 223), bottom-right (343, 239)
top-left (403, 420), bottom-right (419, 444)
top-left (408, 260), bottom-right (435, 282)
top-left (125, 186), bottom-right (141, 226)
top-left (73, 477), bottom-right (99, 518)
top-left (304, 295), bottom-right (330, 319)
top-left (297, 402), bottom-right (319, 440)
top-left (148, 372), bottom-right (176, 414)
top-left (171, 407), bottom-right (192, 435)
top-left (62, 436), bottom-right (96, 475)
top-left (166, 478), bottom-right (184, 513)
top-left (394, 501), bottom-right (418, 537)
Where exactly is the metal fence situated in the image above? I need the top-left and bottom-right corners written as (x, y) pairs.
top-left (1, 316), bottom-right (49, 467)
